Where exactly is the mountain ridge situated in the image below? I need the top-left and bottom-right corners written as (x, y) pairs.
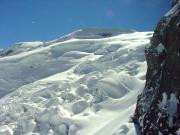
top-left (134, 1), bottom-right (180, 134)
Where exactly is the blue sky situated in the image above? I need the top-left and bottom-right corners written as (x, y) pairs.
top-left (0, 0), bottom-right (172, 48)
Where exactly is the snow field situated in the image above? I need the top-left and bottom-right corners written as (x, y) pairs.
top-left (0, 30), bottom-right (153, 135)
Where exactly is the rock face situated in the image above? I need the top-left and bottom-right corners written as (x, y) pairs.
top-left (134, 1), bottom-right (180, 134)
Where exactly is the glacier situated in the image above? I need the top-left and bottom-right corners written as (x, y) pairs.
top-left (0, 29), bottom-right (153, 135)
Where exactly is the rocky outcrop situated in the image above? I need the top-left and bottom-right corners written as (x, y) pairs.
top-left (133, 1), bottom-right (180, 134)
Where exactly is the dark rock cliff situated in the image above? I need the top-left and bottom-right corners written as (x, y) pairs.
top-left (133, 1), bottom-right (180, 134)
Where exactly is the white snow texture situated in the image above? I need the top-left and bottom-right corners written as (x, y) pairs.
top-left (0, 29), bottom-right (153, 135)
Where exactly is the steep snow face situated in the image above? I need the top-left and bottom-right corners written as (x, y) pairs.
top-left (0, 29), bottom-right (153, 135)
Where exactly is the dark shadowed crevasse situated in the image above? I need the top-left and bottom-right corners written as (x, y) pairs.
top-left (133, 1), bottom-right (180, 134)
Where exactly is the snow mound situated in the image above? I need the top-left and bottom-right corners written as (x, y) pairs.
top-left (0, 30), bottom-right (153, 135)
top-left (0, 42), bottom-right (43, 56)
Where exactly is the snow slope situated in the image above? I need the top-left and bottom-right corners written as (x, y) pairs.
top-left (0, 29), bottom-right (153, 135)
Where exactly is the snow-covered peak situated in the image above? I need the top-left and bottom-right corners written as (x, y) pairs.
top-left (1, 29), bottom-right (135, 57)
top-left (65, 28), bottom-right (135, 39)
top-left (45, 28), bottom-right (136, 46)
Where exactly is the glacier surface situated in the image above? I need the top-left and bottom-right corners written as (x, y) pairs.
top-left (0, 29), bottom-right (153, 135)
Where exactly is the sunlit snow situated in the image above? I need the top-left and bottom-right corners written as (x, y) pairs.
top-left (0, 29), bottom-right (153, 135)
